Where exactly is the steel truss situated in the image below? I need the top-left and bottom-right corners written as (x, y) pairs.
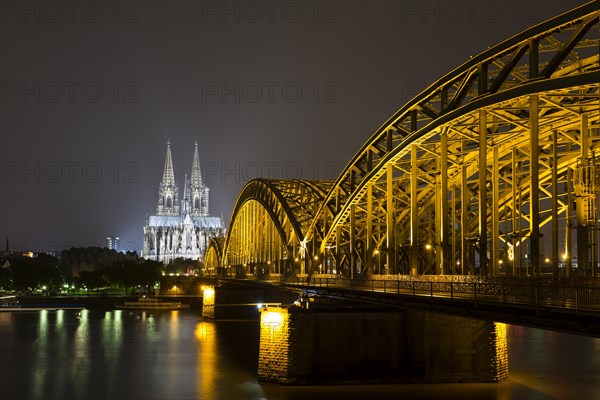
top-left (211, 2), bottom-right (600, 279)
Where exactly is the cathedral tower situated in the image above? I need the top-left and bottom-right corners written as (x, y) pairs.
top-left (190, 141), bottom-right (209, 216)
top-left (157, 140), bottom-right (180, 216)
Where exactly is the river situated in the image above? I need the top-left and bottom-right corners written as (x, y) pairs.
top-left (0, 309), bottom-right (598, 400)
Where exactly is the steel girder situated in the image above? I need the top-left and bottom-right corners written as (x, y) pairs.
top-left (300, 2), bottom-right (600, 277)
top-left (222, 179), bottom-right (333, 274)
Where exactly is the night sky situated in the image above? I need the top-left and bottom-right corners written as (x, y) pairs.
top-left (0, 0), bottom-right (586, 254)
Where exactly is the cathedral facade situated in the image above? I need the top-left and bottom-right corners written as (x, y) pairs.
top-left (142, 141), bottom-right (224, 264)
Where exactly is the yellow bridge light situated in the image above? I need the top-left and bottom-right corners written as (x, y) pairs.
top-left (203, 287), bottom-right (215, 302)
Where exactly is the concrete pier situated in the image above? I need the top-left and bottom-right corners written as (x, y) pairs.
top-left (201, 286), bottom-right (216, 319)
top-left (258, 306), bottom-right (508, 384)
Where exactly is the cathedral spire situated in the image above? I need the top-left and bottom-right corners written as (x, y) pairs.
top-left (157, 140), bottom-right (179, 216)
top-left (190, 140), bottom-right (203, 188)
top-left (162, 140), bottom-right (176, 186)
top-left (182, 173), bottom-right (190, 215)
top-left (190, 140), bottom-right (209, 216)
top-left (183, 173), bottom-right (190, 200)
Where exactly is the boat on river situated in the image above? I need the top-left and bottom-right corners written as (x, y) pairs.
top-left (116, 296), bottom-right (189, 310)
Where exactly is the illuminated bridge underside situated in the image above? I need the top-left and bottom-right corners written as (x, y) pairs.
top-left (222, 179), bottom-right (334, 275)
top-left (217, 3), bottom-right (600, 279)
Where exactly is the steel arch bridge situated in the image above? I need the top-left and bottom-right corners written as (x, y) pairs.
top-left (217, 179), bottom-right (334, 276)
top-left (207, 2), bottom-right (600, 280)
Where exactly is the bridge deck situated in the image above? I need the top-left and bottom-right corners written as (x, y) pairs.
top-left (208, 275), bottom-right (600, 337)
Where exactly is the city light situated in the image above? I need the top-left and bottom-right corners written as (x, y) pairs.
top-left (425, 243), bottom-right (433, 250)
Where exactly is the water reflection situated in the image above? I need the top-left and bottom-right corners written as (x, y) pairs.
top-left (32, 310), bottom-right (48, 400)
top-left (195, 321), bottom-right (217, 398)
top-left (0, 310), bottom-right (597, 400)
top-left (507, 325), bottom-right (600, 400)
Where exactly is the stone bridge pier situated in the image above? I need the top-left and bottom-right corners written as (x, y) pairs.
top-left (201, 282), bottom-right (508, 385)
top-left (257, 305), bottom-right (508, 385)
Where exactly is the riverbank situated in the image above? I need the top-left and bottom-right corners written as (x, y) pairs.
top-left (8, 295), bottom-right (203, 310)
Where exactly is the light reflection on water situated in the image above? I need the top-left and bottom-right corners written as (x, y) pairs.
top-left (0, 309), bottom-right (598, 400)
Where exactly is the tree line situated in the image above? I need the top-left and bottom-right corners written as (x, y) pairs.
top-left (0, 247), bottom-right (200, 295)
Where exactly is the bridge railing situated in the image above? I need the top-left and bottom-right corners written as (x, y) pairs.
top-left (276, 275), bottom-right (600, 313)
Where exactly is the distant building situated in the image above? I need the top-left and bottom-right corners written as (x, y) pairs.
top-left (106, 236), bottom-right (120, 251)
top-left (142, 141), bottom-right (224, 264)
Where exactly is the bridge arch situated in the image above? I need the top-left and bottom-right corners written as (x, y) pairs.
top-left (301, 2), bottom-right (599, 277)
top-left (222, 179), bottom-right (333, 276)
top-left (204, 237), bottom-right (224, 276)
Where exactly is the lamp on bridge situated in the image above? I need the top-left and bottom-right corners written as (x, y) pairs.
top-left (373, 248), bottom-right (381, 274)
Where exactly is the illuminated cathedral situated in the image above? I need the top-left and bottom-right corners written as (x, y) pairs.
top-left (142, 141), bottom-right (224, 264)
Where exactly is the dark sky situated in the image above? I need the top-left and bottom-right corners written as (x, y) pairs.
top-left (0, 0), bottom-right (586, 254)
